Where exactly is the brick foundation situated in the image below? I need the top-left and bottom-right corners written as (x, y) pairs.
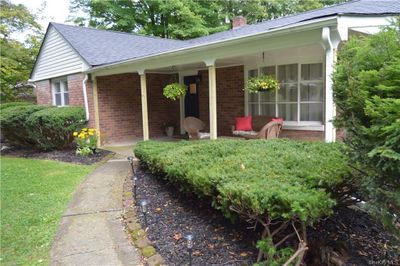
top-left (280, 130), bottom-right (324, 141)
top-left (36, 79), bottom-right (52, 105)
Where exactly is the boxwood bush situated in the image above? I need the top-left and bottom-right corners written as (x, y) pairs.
top-left (0, 101), bottom-right (32, 111)
top-left (26, 107), bottom-right (86, 150)
top-left (0, 105), bottom-right (86, 150)
top-left (135, 139), bottom-right (350, 263)
top-left (0, 105), bottom-right (47, 146)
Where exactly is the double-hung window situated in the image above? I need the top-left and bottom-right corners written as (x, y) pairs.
top-left (246, 63), bottom-right (324, 128)
top-left (52, 78), bottom-right (69, 106)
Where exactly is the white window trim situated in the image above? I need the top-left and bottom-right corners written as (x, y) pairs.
top-left (244, 60), bottom-right (325, 131)
top-left (51, 77), bottom-right (69, 107)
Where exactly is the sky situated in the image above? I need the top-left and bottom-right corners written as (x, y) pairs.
top-left (12, 0), bottom-right (74, 30)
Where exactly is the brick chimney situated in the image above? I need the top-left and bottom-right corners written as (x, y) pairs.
top-left (232, 16), bottom-right (247, 29)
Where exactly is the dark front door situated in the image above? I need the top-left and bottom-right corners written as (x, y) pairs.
top-left (184, 76), bottom-right (200, 118)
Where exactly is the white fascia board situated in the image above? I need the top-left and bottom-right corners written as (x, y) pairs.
top-left (88, 16), bottom-right (338, 76)
top-left (337, 15), bottom-right (394, 41)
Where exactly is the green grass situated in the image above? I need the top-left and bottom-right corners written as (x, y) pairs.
top-left (0, 157), bottom-right (95, 265)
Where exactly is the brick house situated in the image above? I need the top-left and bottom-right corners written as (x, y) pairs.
top-left (30, 0), bottom-right (399, 145)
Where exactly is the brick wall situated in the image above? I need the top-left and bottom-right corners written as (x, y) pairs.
top-left (280, 130), bottom-right (324, 141)
top-left (35, 79), bottom-right (52, 105)
top-left (198, 65), bottom-right (245, 136)
top-left (96, 73), bottom-right (179, 145)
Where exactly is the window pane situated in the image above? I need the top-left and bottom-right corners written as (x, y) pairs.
top-left (300, 103), bottom-right (323, 121)
top-left (260, 104), bottom-right (275, 116)
top-left (54, 82), bottom-right (61, 93)
top-left (248, 69), bottom-right (258, 78)
top-left (278, 83), bottom-right (297, 102)
top-left (55, 93), bottom-right (62, 106)
top-left (300, 82), bottom-right (323, 101)
top-left (260, 66), bottom-right (275, 78)
top-left (278, 103), bottom-right (297, 121)
top-left (248, 92), bottom-right (258, 102)
top-left (64, 92), bottom-right (69, 105)
top-left (260, 90), bottom-right (275, 102)
top-left (249, 104), bottom-right (258, 115)
top-left (62, 81), bottom-right (69, 92)
top-left (301, 63), bottom-right (322, 80)
top-left (278, 64), bottom-right (298, 83)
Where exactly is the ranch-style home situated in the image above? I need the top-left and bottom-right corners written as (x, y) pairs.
top-left (30, 0), bottom-right (400, 145)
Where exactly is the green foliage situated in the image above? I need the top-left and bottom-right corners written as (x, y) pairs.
top-left (70, 0), bottom-right (347, 40)
top-left (0, 105), bottom-right (86, 150)
top-left (1, 157), bottom-right (94, 265)
top-left (255, 238), bottom-right (294, 266)
top-left (74, 128), bottom-right (99, 156)
top-left (245, 75), bottom-right (279, 93)
top-left (0, 101), bottom-right (32, 110)
top-left (333, 21), bottom-right (400, 233)
top-left (135, 139), bottom-right (349, 223)
top-left (25, 107), bottom-right (86, 150)
top-left (163, 83), bottom-right (187, 100)
top-left (0, 105), bottom-right (47, 146)
top-left (0, 0), bottom-right (42, 101)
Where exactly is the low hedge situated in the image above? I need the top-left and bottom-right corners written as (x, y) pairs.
top-left (26, 107), bottom-right (86, 150)
top-left (135, 139), bottom-right (350, 263)
top-left (0, 101), bottom-right (32, 111)
top-left (0, 105), bottom-right (86, 150)
top-left (0, 105), bottom-right (48, 146)
top-left (135, 140), bottom-right (349, 221)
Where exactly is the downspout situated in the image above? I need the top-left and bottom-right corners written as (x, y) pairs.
top-left (82, 74), bottom-right (89, 121)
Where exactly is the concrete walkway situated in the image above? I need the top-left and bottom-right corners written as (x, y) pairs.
top-left (50, 158), bottom-right (142, 266)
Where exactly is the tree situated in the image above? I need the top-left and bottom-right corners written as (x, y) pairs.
top-left (0, 0), bottom-right (42, 102)
top-left (333, 20), bottom-right (400, 234)
top-left (69, 0), bottom-right (348, 39)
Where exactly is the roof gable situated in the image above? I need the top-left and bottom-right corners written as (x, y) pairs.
top-left (30, 25), bottom-right (89, 81)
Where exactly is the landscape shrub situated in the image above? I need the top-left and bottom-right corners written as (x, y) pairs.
top-left (0, 105), bottom-right (47, 146)
top-left (135, 139), bottom-right (350, 264)
top-left (333, 20), bottom-right (400, 233)
top-left (0, 101), bottom-right (32, 111)
top-left (26, 107), bottom-right (86, 150)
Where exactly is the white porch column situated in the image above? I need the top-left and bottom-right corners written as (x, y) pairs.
top-left (92, 76), bottom-right (101, 146)
top-left (205, 59), bottom-right (217, 140)
top-left (322, 27), bottom-right (339, 143)
top-left (139, 70), bottom-right (149, 141)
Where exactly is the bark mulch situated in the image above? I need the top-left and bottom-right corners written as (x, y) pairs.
top-left (133, 166), bottom-right (399, 266)
top-left (1, 146), bottom-right (113, 165)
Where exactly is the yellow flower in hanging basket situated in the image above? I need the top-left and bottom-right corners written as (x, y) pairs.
top-left (245, 75), bottom-right (279, 93)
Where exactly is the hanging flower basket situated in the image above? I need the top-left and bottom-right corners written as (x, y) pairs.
top-left (163, 83), bottom-right (187, 100)
top-left (245, 75), bottom-right (279, 93)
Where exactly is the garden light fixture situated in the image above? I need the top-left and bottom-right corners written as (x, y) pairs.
top-left (185, 233), bottom-right (194, 266)
top-left (140, 199), bottom-right (148, 227)
top-left (127, 156), bottom-right (134, 175)
top-left (133, 176), bottom-right (138, 201)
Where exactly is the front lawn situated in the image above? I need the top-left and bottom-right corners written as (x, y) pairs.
top-left (0, 157), bottom-right (95, 265)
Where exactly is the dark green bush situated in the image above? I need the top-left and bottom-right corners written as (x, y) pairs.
top-left (333, 21), bottom-right (400, 233)
top-left (0, 105), bottom-right (47, 146)
top-left (0, 101), bottom-right (32, 111)
top-left (135, 139), bottom-right (349, 222)
top-left (26, 107), bottom-right (86, 150)
top-left (135, 139), bottom-right (350, 263)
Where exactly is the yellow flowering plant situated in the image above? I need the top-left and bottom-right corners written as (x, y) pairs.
top-left (245, 75), bottom-right (279, 93)
top-left (73, 128), bottom-right (99, 156)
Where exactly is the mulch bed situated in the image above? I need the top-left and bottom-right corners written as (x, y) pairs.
top-left (133, 166), bottom-right (399, 266)
top-left (1, 145), bottom-right (113, 165)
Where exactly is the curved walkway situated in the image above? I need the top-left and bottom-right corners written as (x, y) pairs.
top-left (50, 156), bottom-right (141, 266)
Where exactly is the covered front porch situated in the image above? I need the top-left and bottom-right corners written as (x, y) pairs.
top-left (88, 20), bottom-right (350, 145)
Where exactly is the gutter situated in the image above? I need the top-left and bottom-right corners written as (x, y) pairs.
top-left (87, 16), bottom-right (338, 73)
top-left (82, 74), bottom-right (89, 121)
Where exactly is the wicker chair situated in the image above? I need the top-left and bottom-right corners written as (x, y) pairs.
top-left (182, 117), bottom-right (210, 140)
top-left (242, 121), bottom-right (283, 140)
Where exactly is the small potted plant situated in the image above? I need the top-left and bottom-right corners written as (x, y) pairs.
top-left (245, 75), bottom-right (279, 93)
top-left (163, 83), bottom-right (186, 100)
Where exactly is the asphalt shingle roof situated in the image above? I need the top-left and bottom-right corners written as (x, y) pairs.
top-left (51, 0), bottom-right (400, 67)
